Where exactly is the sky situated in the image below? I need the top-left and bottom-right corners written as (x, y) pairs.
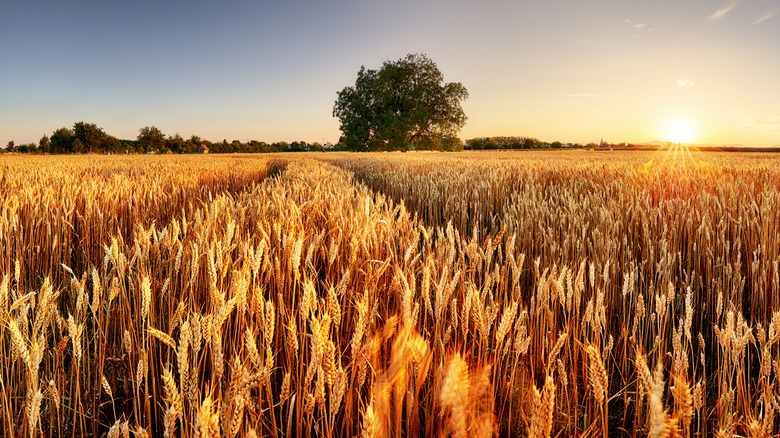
top-left (2, 0), bottom-right (779, 147)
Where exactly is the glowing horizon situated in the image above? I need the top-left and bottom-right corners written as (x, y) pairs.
top-left (2, 1), bottom-right (779, 148)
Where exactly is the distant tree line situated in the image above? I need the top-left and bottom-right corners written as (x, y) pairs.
top-left (3, 122), bottom-right (641, 155)
top-left (465, 136), bottom-right (580, 149)
top-left (464, 137), bottom-right (639, 150)
top-left (2, 122), bottom-right (339, 154)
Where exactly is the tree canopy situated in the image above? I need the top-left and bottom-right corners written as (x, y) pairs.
top-left (70, 122), bottom-right (121, 153)
top-left (50, 128), bottom-right (75, 154)
top-left (137, 126), bottom-right (166, 152)
top-left (333, 53), bottom-right (468, 151)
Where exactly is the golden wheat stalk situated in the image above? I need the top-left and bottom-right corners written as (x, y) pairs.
top-left (148, 327), bottom-right (177, 349)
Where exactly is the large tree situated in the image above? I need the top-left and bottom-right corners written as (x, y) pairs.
top-left (71, 122), bottom-right (121, 153)
top-left (73, 121), bottom-right (108, 152)
top-left (137, 126), bottom-right (166, 152)
top-left (333, 53), bottom-right (468, 151)
top-left (50, 128), bottom-right (75, 154)
top-left (38, 134), bottom-right (51, 153)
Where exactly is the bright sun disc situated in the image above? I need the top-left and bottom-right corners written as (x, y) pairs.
top-left (665, 120), bottom-right (694, 144)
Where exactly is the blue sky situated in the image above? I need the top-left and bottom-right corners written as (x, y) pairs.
top-left (2, 0), bottom-right (779, 146)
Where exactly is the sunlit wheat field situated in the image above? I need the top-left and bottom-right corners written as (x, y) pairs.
top-left (1, 149), bottom-right (779, 437)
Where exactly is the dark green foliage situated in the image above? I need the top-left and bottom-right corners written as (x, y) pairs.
top-left (165, 133), bottom-right (186, 153)
top-left (38, 135), bottom-right (50, 153)
top-left (137, 126), bottom-right (166, 152)
top-left (333, 53), bottom-right (468, 151)
top-left (466, 136), bottom-right (542, 150)
top-left (70, 122), bottom-right (122, 153)
top-left (13, 124), bottom-right (339, 155)
top-left (50, 128), bottom-right (75, 153)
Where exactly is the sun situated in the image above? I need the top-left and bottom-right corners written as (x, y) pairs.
top-left (664, 119), bottom-right (695, 144)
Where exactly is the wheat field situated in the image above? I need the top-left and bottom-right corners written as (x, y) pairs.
top-left (1, 149), bottom-right (779, 437)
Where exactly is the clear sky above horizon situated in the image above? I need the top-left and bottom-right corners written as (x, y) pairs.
top-left (2, 0), bottom-right (779, 147)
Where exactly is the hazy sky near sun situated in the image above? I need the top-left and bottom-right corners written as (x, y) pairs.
top-left (2, 0), bottom-right (779, 146)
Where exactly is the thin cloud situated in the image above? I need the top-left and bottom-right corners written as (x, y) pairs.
top-left (709, 4), bottom-right (737, 20)
top-left (624, 18), bottom-right (654, 32)
top-left (743, 117), bottom-right (780, 132)
top-left (754, 11), bottom-right (777, 25)
top-left (676, 79), bottom-right (695, 88)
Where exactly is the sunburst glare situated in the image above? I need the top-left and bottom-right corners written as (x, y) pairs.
top-left (664, 119), bottom-right (695, 144)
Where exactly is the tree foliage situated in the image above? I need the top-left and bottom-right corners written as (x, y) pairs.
top-left (333, 53), bottom-right (468, 151)
top-left (5, 123), bottom-right (335, 155)
top-left (466, 136), bottom-right (543, 150)
top-left (71, 122), bottom-right (120, 153)
top-left (74, 122), bottom-right (104, 152)
top-left (38, 135), bottom-right (50, 153)
top-left (50, 128), bottom-right (75, 154)
top-left (137, 126), bottom-right (166, 152)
